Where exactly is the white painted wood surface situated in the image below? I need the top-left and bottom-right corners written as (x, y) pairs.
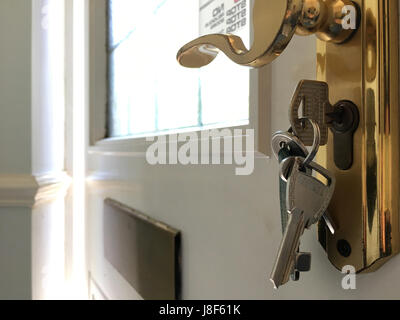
top-left (86, 28), bottom-right (400, 299)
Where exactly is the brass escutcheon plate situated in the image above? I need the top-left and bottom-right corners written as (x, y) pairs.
top-left (316, 0), bottom-right (400, 272)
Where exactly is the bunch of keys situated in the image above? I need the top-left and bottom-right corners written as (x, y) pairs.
top-left (269, 80), bottom-right (342, 289)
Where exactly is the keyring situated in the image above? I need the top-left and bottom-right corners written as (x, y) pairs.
top-left (299, 118), bottom-right (321, 168)
top-left (271, 130), bottom-right (309, 161)
top-left (278, 118), bottom-right (321, 182)
top-left (279, 156), bottom-right (296, 182)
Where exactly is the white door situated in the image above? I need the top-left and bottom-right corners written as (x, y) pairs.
top-left (81, 0), bottom-right (400, 299)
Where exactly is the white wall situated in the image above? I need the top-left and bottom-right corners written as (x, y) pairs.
top-left (0, 208), bottom-right (31, 299)
top-left (0, 0), bottom-right (69, 300)
top-left (0, 0), bottom-right (33, 299)
top-left (0, 0), bottom-right (32, 174)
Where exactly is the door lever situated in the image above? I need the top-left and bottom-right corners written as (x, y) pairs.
top-left (177, 0), bottom-right (358, 68)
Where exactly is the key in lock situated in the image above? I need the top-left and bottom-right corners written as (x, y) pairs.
top-left (289, 80), bottom-right (360, 170)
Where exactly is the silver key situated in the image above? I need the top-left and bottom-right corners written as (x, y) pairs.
top-left (273, 131), bottom-right (336, 234)
top-left (270, 208), bottom-right (306, 289)
top-left (286, 157), bottom-right (336, 228)
top-left (289, 80), bottom-right (334, 146)
top-left (270, 157), bottom-right (336, 288)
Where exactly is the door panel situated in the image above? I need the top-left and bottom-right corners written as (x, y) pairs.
top-left (86, 29), bottom-right (400, 299)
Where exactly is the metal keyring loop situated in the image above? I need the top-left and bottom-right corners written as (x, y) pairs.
top-left (279, 156), bottom-right (296, 182)
top-left (300, 118), bottom-right (321, 168)
top-left (271, 130), bottom-right (309, 161)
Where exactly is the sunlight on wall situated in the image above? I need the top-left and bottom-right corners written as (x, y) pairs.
top-left (69, 0), bottom-right (87, 299)
top-left (32, 0), bottom-right (67, 300)
top-left (33, 200), bottom-right (66, 300)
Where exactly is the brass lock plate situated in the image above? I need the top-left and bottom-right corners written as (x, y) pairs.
top-left (317, 0), bottom-right (400, 272)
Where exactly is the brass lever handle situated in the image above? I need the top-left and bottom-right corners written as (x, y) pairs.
top-left (177, 0), bottom-right (358, 68)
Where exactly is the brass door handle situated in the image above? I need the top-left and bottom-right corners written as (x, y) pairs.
top-left (177, 0), bottom-right (358, 68)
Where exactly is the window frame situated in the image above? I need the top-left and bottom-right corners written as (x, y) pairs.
top-left (88, 0), bottom-right (271, 157)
